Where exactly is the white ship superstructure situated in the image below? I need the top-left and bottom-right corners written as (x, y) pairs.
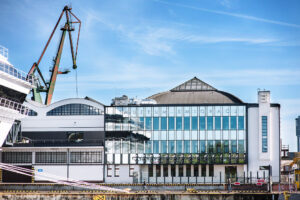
top-left (0, 45), bottom-right (35, 146)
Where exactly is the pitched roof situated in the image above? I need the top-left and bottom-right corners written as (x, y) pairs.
top-left (171, 77), bottom-right (216, 92)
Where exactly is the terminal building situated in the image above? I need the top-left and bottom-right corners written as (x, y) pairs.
top-left (104, 77), bottom-right (280, 183)
top-left (0, 77), bottom-right (280, 184)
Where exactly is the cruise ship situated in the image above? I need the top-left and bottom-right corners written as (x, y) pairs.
top-left (0, 45), bottom-right (35, 146)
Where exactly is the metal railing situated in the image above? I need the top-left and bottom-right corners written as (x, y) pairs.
top-left (0, 97), bottom-right (29, 115)
top-left (0, 62), bottom-right (34, 85)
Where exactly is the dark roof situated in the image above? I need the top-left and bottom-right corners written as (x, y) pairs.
top-left (148, 77), bottom-right (243, 104)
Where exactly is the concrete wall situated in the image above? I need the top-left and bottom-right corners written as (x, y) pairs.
top-left (69, 165), bottom-right (103, 181)
top-left (34, 165), bottom-right (68, 181)
top-left (247, 91), bottom-right (280, 182)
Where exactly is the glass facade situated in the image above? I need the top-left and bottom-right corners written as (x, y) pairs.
top-left (105, 105), bottom-right (246, 165)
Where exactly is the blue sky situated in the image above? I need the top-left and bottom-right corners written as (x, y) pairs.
top-left (1, 0), bottom-right (300, 150)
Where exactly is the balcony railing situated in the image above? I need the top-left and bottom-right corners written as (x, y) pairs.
top-left (0, 97), bottom-right (29, 115)
top-left (0, 62), bottom-right (34, 85)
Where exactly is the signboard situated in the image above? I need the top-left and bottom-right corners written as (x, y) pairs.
top-left (37, 169), bottom-right (43, 172)
top-left (256, 182), bottom-right (263, 186)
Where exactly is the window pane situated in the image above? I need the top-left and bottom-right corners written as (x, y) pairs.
top-left (161, 141), bottom-right (167, 153)
top-left (149, 165), bottom-right (153, 177)
top-left (153, 141), bottom-right (159, 153)
top-left (184, 117), bottom-right (190, 131)
top-left (200, 117), bottom-right (205, 130)
top-left (238, 116), bottom-right (244, 130)
top-left (216, 140), bottom-right (222, 153)
top-left (168, 141), bottom-right (175, 153)
top-left (191, 141), bottom-right (198, 153)
top-left (176, 141), bottom-right (182, 153)
top-left (231, 140), bottom-right (237, 153)
top-left (153, 117), bottom-right (159, 130)
top-left (161, 117), bottom-right (167, 130)
top-left (139, 117), bottom-right (144, 129)
top-left (223, 116), bottom-right (229, 130)
top-left (201, 165), bottom-right (206, 177)
top-left (168, 117), bottom-right (175, 130)
top-left (176, 117), bottom-right (182, 130)
top-left (230, 116), bottom-right (236, 130)
top-left (208, 141), bottom-right (214, 153)
top-left (215, 117), bottom-right (221, 130)
top-left (163, 165), bottom-right (168, 177)
top-left (207, 117), bottom-right (213, 130)
top-left (238, 140), bottom-right (244, 153)
top-left (200, 141), bottom-right (206, 153)
top-left (223, 140), bottom-right (229, 153)
top-left (145, 117), bottom-right (152, 130)
top-left (192, 117), bottom-right (198, 130)
top-left (184, 140), bottom-right (190, 153)
top-left (145, 141), bottom-right (152, 153)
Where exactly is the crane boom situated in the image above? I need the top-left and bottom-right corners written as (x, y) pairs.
top-left (28, 6), bottom-right (81, 105)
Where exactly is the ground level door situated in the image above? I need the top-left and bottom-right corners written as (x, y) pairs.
top-left (225, 166), bottom-right (237, 182)
top-left (2, 165), bottom-right (32, 183)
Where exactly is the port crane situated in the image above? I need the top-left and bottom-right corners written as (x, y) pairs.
top-left (28, 6), bottom-right (81, 105)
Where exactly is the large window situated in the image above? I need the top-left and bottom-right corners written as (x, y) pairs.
top-left (223, 140), bottom-right (229, 153)
top-left (168, 117), bottom-right (175, 130)
top-left (28, 109), bottom-right (38, 116)
top-left (231, 141), bottom-right (237, 153)
top-left (161, 117), bottom-right (167, 130)
top-left (238, 116), bottom-right (244, 130)
top-left (176, 140), bottom-right (182, 153)
top-left (161, 141), bottom-right (167, 153)
top-left (176, 117), bottom-right (182, 130)
top-left (238, 140), bottom-right (244, 153)
top-left (2, 152), bottom-right (32, 163)
top-left (191, 141), bottom-right (198, 153)
top-left (262, 116), bottom-right (268, 153)
top-left (207, 117), bottom-right (213, 130)
top-left (36, 152), bottom-right (67, 163)
top-left (200, 141), bottom-right (206, 153)
top-left (70, 151), bottom-right (102, 163)
top-left (184, 117), bottom-right (190, 130)
top-left (47, 104), bottom-right (102, 116)
top-left (153, 141), bottom-right (159, 153)
top-left (223, 116), bottom-right (229, 130)
top-left (145, 117), bottom-right (152, 130)
top-left (184, 140), bottom-right (190, 153)
top-left (168, 141), bottom-right (175, 153)
top-left (230, 116), bottom-right (237, 130)
top-left (192, 116), bottom-right (198, 130)
top-left (153, 117), bottom-right (159, 130)
top-left (200, 117), bottom-right (205, 130)
top-left (208, 141), bottom-right (214, 153)
top-left (215, 117), bottom-right (221, 130)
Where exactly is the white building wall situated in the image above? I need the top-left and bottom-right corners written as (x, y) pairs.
top-left (69, 165), bottom-right (103, 181)
top-left (34, 165), bottom-right (68, 181)
top-left (247, 91), bottom-right (280, 182)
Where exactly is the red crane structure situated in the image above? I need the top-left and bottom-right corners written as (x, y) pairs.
top-left (28, 6), bottom-right (81, 105)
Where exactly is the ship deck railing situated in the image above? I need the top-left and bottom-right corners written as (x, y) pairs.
top-left (0, 62), bottom-right (35, 85)
top-left (0, 97), bottom-right (29, 115)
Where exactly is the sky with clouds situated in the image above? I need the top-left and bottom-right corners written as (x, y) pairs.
top-left (0, 0), bottom-right (300, 150)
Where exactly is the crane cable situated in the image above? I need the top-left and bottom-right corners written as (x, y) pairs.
top-left (75, 68), bottom-right (78, 97)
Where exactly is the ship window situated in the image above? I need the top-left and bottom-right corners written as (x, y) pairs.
top-left (2, 152), bottom-right (32, 163)
top-left (46, 103), bottom-right (102, 116)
